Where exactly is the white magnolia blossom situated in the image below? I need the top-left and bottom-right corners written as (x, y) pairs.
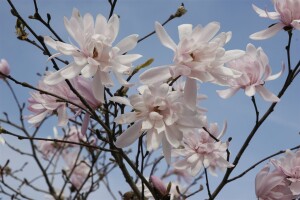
top-left (173, 122), bottom-right (233, 176)
top-left (44, 8), bottom-right (141, 102)
top-left (111, 83), bottom-right (206, 163)
top-left (140, 22), bottom-right (244, 109)
top-left (217, 43), bottom-right (283, 102)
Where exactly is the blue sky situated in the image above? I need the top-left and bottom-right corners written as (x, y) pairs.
top-left (1, 0), bottom-right (300, 199)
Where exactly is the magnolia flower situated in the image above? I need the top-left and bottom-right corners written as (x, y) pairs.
top-left (255, 164), bottom-right (294, 200)
top-left (38, 126), bottom-right (88, 159)
top-left (137, 176), bottom-right (183, 200)
top-left (111, 83), bottom-right (205, 163)
top-left (217, 43), bottom-right (283, 102)
top-left (250, 0), bottom-right (300, 40)
top-left (272, 150), bottom-right (300, 196)
top-left (0, 59), bottom-right (10, 79)
top-left (140, 22), bottom-right (243, 108)
top-left (44, 8), bottom-right (141, 102)
top-left (173, 122), bottom-right (233, 176)
top-left (28, 73), bottom-right (101, 128)
top-left (63, 152), bottom-right (91, 190)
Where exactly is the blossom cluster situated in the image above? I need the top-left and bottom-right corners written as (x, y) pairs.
top-left (255, 150), bottom-right (300, 200)
top-left (18, 2), bottom-right (293, 197)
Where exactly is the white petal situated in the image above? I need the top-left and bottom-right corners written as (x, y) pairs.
top-left (60, 63), bottom-right (83, 79)
top-left (115, 120), bottom-right (142, 148)
top-left (110, 96), bottom-right (132, 106)
top-left (266, 63), bottom-right (285, 81)
top-left (216, 87), bottom-right (240, 99)
top-left (162, 136), bottom-right (172, 164)
top-left (92, 70), bottom-right (105, 103)
top-left (250, 23), bottom-right (285, 40)
top-left (252, 4), bottom-right (280, 19)
top-left (44, 70), bottom-right (65, 85)
top-left (139, 65), bottom-right (171, 85)
top-left (115, 34), bottom-right (139, 54)
top-left (115, 54), bottom-right (142, 64)
top-left (155, 22), bottom-right (177, 51)
top-left (28, 111), bottom-right (49, 124)
top-left (184, 77), bottom-right (197, 110)
top-left (256, 85), bottom-right (280, 102)
top-left (164, 125), bottom-right (182, 148)
top-left (81, 63), bottom-right (98, 78)
top-left (245, 85), bottom-right (256, 97)
top-left (114, 112), bottom-right (137, 124)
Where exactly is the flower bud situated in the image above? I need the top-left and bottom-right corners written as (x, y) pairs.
top-left (0, 59), bottom-right (10, 79)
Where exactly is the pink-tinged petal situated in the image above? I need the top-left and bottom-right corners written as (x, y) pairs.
top-left (81, 63), bottom-right (98, 78)
top-left (197, 21), bottom-right (220, 42)
top-left (147, 130), bottom-right (163, 151)
top-left (43, 70), bottom-right (65, 85)
top-left (139, 65), bottom-right (171, 85)
top-left (174, 159), bottom-right (189, 170)
top-left (266, 63), bottom-right (285, 81)
top-left (178, 24), bottom-right (193, 40)
top-left (245, 85), bottom-right (256, 97)
top-left (252, 4), bottom-right (280, 19)
top-left (100, 71), bottom-right (114, 87)
top-left (162, 136), bottom-right (172, 164)
top-left (28, 111), bottom-right (49, 124)
top-left (216, 87), bottom-right (240, 99)
top-left (184, 77), bottom-right (197, 110)
top-left (217, 121), bottom-right (227, 139)
top-left (115, 120), bottom-right (142, 148)
top-left (256, 85), bottom-right (280, 102)
top-left (115, 54), bottom-right (142, 64)
top-left (81, 113), bottom-right (90, 136)
top-left (109, 96), bottom-right (132, 106)
top-left (114, 112), bottom-right (137, 124)
top-left (92, 70), bottom-right (104, 103)
top-left (218, 50), bottom-right (245, 63)
top-left (57, 106), bottom-right (68, 126)
top-left (83, 13), bottom-right (94, 34)
top-left (250, 23), bottom-right (285, 40)
top-left (155, 22), bottom-right (177, 51)
top-left (60, 63), bottom-right (83, 79)
top-left (115, 34), bottom-right (139, 54)
top-left (142, 119), bottom-right (154, 130)
top-left (290, 181), bottom-right (300, 195)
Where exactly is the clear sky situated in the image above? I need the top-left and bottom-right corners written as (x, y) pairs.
top-left (1, 1), bottom-right (300, 200)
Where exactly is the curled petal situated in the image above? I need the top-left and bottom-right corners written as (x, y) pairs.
top-left (216, 87), bottom-right (240, 99)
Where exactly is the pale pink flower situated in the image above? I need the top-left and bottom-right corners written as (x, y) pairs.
top-left (272, 150), bottom-right (300, 196)
top-left (44, 8), bottom-right (141, 102)
top-left (173, 122), bottom-right (233, 176)
top-left (110, 83), bottom-right (205, 163)
top-left (138, 177), bottom-right (183, 200)
top-left (255, 164), bottom-right (294, 200)
top-left (250, 0), bottom-right (300, 40)
top-left (0, 59), bottom-right (10, 79)
top-left (28, 73), bottom-right (101, 128)
top-left (140, 22), bottom-right (243, 108)
top-left (63, 152), bottom-right (91, 190)
top-left (217, 43), bottom-right (283, 102)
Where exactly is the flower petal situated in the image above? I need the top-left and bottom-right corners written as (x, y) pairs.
top-left (139, 65), bottom-right (171, 85)
top-left (155, 22), bottom-right (177, 51)
top-left (250, 23), bottom-right (285, 40)
top-left (256, 85), bottom-right (280, 102)
top-left (115, 120), bottom-right (142, 148)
